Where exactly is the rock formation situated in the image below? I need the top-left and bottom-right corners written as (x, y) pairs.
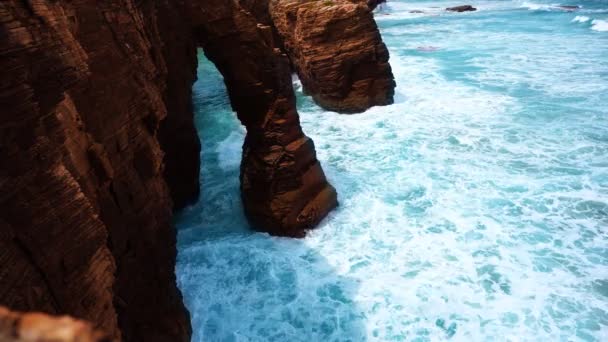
top-left (556, 5), bottom-right (580, 11)
top-left (362, 0), bottom-right (388, 10)
top-left (269, 0), bottom-right (395, 113)
top-left (0, 306), bottom-right (111, 342)
top-left (446, 5), bottom-right (477, 12)
top-left (0, 1), bottom-right (192, 340)
top-left (188, 0), bottom-right (338, 236)
top-left (1, 0), bottom-right (392, 339)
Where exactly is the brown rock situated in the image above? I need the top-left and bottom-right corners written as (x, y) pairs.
top-left (270, 0), bottom-right (395, 113)
top-left (189, 0), bottom-right (339, 236)
top-left (0, 0), bottom-right (379, 338)
top-left (0, 0), bottom-right (192, 340)
top-left (0, 306), bottom-right (112, 342)
top-left (1, 0), bottom-right (343, 339)
top-left (348, 0), bottom-right (387, 10)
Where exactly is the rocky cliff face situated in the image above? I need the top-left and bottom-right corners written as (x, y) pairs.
top-left (1, 0), bottom-right (392, 339)
top-left (188, 0), bottom-right (338, 236)
top-left (269, 0), bottom-right (395, 113)
top-left (0, 1), bottom-right (193, 340)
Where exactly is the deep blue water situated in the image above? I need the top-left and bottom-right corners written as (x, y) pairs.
top-left (175, 1), bottom-right (608, 340)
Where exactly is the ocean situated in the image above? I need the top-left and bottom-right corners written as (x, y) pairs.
top-left (175, 1), bottom-right (608, 340)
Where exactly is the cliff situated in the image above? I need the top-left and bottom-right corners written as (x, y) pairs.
top-left (0, 0), bottom-right (194, 340)
top-left (0, 0), bottom-right (392, 339)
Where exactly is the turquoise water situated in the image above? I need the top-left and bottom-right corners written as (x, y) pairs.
top-left (176, 1), bottom-right (608, 340)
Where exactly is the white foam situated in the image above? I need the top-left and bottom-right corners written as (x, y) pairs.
top-left (216, 129), bottom-right (244, 171)
top-left (177, 2), bottom-right (608, 341)
top-left (591, 19), bottom-right (608, 31)
top-left (521, 1), bottom-right (552, 11)
top-left (572, 15), bottom-right (590, 23)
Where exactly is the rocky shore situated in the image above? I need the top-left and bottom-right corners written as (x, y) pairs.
top-left (0, 0), bottom-right (393, 339)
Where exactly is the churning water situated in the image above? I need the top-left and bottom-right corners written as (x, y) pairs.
top-left (175, 1), bottom-right (608, 340)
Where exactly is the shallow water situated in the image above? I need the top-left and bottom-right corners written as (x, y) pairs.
top-left (175, 1), bottom-right (608, 340)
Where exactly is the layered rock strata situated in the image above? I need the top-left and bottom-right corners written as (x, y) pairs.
top-left (0, 0), bottom-right (193, 340)
top-left (188, 0), bottom-right (338, 236)
top-left (0, 0), bottom-right (393, 338)
top-left (269, 0), bottom-right (396, 113)
top-left (0, 0), bottom-right (342, 339)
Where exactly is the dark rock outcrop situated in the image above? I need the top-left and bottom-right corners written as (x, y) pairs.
top-left (189, 0), bottom-right (338, 236)
top-left (556, 5), bottom-right (580, 11)
top-left (269, 0), bottom-right (395, 113)
top-left (354, 0), bottom-right (387, 11)
top-left (0, 0), bottom-right (350, 338)
top-left (0, 0), bottom-right (393, 338)
top-left (0, 306), bottom-right (111, 342)
top-left (446, 5), bottom-right (477, 12)
top-left (0, 1), bottom-right (193, 340)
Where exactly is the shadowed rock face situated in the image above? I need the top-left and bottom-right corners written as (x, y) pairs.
top-left (188, 0), bottom-right (338, 236)
top-left (269, 0), bottom-right (396, 113)
top-left (0, 306), bottom-right (111, 342)
top-left (0, 1), bottom-right (192, 340)
top-left (0, 0), bottom-right (344, 339)
top-left (0, 0), bottom-right (392, 338)
top-left (361, 0), bottom-right (388, 10)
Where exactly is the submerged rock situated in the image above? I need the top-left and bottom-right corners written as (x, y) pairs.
top-left (446, 5), bottom-right (477, 12)
top-left (557, 5), bottom-right (581, 11)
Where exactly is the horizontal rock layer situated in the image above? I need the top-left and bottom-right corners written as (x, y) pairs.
top-left (0, 0), bottom-right (395, 338)
top-left (269, 0), bottom-right (395, 113)
top-left (0, 0), bottom-right (194, 340)
top-left (189, 0), bottom-right (339, 236)
top-left (0, 0), bottom-right (350, 339)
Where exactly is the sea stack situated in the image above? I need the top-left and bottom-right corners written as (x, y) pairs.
top-left (270, 0), bottom-right (396, 113)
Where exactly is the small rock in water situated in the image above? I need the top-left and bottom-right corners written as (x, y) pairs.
top-left (410, 10), bottom-right (425, 14)
top-left (557, 5), bottom-right (580, 11)
top-left (446, 5), bottom-right (477, 12)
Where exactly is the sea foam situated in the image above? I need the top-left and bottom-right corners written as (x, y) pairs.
top-left (591, 19), bottom-right (608, 31)
top-left (176, 1), bottom-right (608, 341)
top-left (572, 15), bottom-right (591, 23)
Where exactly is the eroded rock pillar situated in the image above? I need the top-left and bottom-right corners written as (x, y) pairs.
top-left (191, 1), bottom-right (338, 236)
